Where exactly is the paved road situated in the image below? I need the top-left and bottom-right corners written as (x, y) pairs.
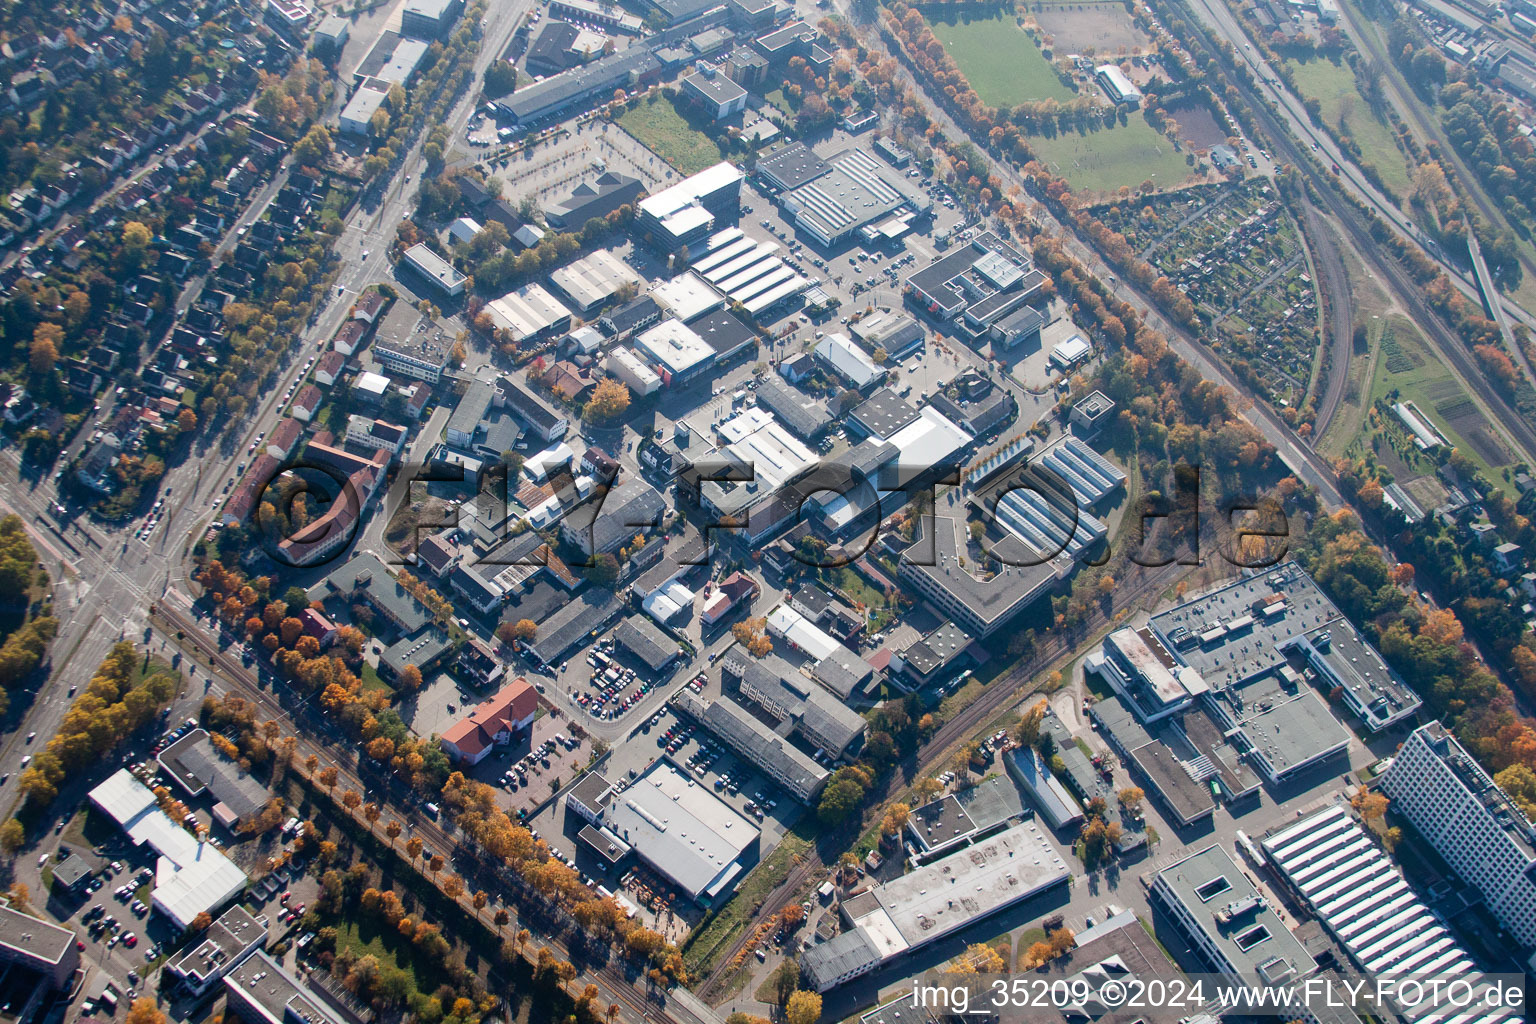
top-left (1179, 0), bottom-right (1536, 463)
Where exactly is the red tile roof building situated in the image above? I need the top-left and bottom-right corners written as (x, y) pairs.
top-left (440, 678), bottom-right (538, 764)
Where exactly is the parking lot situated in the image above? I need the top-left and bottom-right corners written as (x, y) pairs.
top-left (463, 710), bottom-right (593, 818)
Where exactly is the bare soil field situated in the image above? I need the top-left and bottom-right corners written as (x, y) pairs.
top-left (1166, 102), bottom-right (1228, 150)
top-left (1033, 2), bottom-right (1151, 54)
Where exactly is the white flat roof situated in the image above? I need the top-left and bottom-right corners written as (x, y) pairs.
top-left (650, 271), bottom-right (724, 323)
top-left (634, 317), bottom-right (715, 375)
top-left (886, 406), bottom-right (971, 474)
top-left (90, 769), bottom-right (248, 931)
top-left (718, 408), bottom-right (817, 490)
top-left (602, 760), bottom-right (757, 900)
top-left (637, 162), bottom-right (743, 219)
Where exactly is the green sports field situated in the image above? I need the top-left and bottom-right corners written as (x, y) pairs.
top-left (924, 8), bottom-right (1075, 109)
top-left (1025, 120), bottom-right (1194, 195)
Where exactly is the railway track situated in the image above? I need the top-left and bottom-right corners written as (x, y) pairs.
top-left (697, 556), bottom-right (1189, 997)
top-left (1170, 0), bottom-right (1536, 468)
top-left (151, 597), bottom-right (684, 1024)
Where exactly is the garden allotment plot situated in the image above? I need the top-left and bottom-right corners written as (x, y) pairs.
top-left (1092, 179), bottom-right (1319, 407)
top-left (923, 7), bottom-right (1074, 108)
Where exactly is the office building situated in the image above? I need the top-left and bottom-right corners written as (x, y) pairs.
top-left (0, 905), bottom-right (79, 989)
top-left (636, 162), bottom-right (744, 251)
top-left (682, 66), bottom-right (749, 119)
top-left (224, 950), bottom-right (348, 1024)
top-left (1150, 845), bottom-right (1315, 984)
top-left (166, 906), bottom-right (267, 997)
top-left (401, 0), bottom-right (463, 39)
top-left (1380, 721), bottom-right (1536, 948)
top-left (400, 243), bottom-right (467, 298)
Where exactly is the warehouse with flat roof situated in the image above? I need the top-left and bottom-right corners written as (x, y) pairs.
top-left (801, 820), bottom-right (1070, 990)
top-left (601, 760), bottom-right (759, 904)
top-left (780, 150), bottom-right (905, 247)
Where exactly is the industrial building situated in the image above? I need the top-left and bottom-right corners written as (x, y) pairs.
top-left (1005, 745), bottom-right (1084, 830)
top-left (752, 374), bottom-right (831, 439)
top-left (158, 729), bottom-right (273, 831)
top-left (849, 310), bottom-right (924, 361)
top-left (887, 621), bottom-right (973, 689)
top-left (905, 232), bottom-right (1046, 335)
top-left (497, 43), bottom-right (665, 126)
top-left (1150, 845), bottom-right (1316, 984)
top-left (800, 821), bottom-right (1071, 991)
top-left (633, 317), bottom-right (717, 384)
top-left (606, 346), bottom-right (663, 395)
top-left (651, 271), bottom-right (725, 323)
top-left (351, 32), bottom-right (429, 89)
top-left (548, 249), bottom-right (642, 312)
top-left (571, 760), bottom-right (760, 904)
top-left (779, 149), bottom-right (906, 247)
top-left (486, 283), bottom-right (575, 342)
top-left (756, 142), bottom-right (831, 192)
top-left (1380, 721), bottom-right (1536, 950)
top-left (89, 769), bottom-right (250, 931)
top-left (400, 243), bottom-right (467, 298)
top-left (904, 775), bottom-right (1023, 858)
top-left (688, 231), bottom-right (811, 313)
top-left (814, 332), bottom-right (883, 390)
top-left (1263, 805), bottom-right (1508, 1003)
top-left (1144, 560), bottom-right (1421, 732)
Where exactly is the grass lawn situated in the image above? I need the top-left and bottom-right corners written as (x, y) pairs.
top-left (682, 820), bottom-right (814, 977)
top-left (333, 918), bottom-right (423, 994)
top-left (762, 87), bottom-right (796, 119)
top-left (1285, 57), bottom-right (1412, 194)
top-left (618, 93), bottom-right (729, 175)
top-left (1026, 119), bottom-right (1193, 195)
top-left (360, 661), bottom-right (393, 695)
top-left (925, 8), bottom-right (1074, 108)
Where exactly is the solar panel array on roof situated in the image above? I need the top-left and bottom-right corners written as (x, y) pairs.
top-left (995, 480), bottom-right (1107, 561)
top-left (1263, 806), bottom-right (1514, 1024)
